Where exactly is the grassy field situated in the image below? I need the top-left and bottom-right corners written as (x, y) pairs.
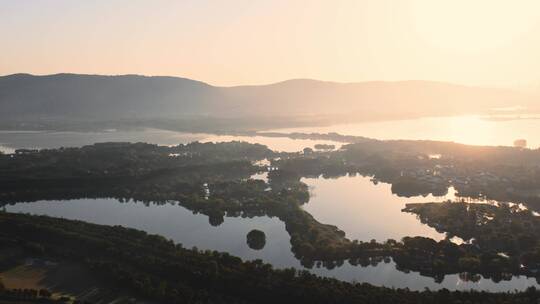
top-left (1, 263), bottom-right (47, 290)
top-left (0, 259), bottom-right (152, 303)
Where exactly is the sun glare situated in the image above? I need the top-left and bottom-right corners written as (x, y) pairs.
top-left (410, 0), bottom-right (540, 54)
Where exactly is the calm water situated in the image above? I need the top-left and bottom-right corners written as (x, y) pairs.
top-left (2, 127), bottom-right (540, 291)
top-left (0, 129), bottom-right (340, 153)
top-left (302, 175), bottom-right (447, 242)
top-left (4, 176), bottom-right (539, 291)
top-left (2, 115), bottom-right (538, 152)
top-left (4, 199), bottom-right (299, 269)
top-left (271, 115), bottom-right (540, 148)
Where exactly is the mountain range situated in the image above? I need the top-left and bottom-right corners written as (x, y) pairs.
top-left (0, 73), bottom-right (536, 122)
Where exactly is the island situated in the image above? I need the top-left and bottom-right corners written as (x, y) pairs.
top-left (2, 138), bottom-right (540, 288)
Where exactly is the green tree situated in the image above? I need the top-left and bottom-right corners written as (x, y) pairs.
top-left (458, 257), bottom-right (481, 271)
top-left (246, 229), bottom-right (266, 250)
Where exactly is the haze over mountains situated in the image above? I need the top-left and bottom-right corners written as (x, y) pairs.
top-left (0, 73), bottom-right (536, 122)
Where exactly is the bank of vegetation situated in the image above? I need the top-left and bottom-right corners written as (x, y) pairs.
top-left (2, 212), bottom-right (540, 304)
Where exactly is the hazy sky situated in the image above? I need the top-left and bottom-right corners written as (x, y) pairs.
top-left (2, 0), bottom-right (540, 87)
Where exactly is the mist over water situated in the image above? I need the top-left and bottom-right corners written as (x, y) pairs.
top-left (2, 119), bottom-right (540, 292)
top-left (2, 114), bottom-right (540, 155)
top-left (4, 1), bottom-right (540, 301)
top-left (302, 175), bottom-right (447, 242)
top-left (0, 129), bottom-right (341, 153)
top-left (6, 176), bottom-right (539, 292)
top-left (272, 115), bottom-right (540, 148)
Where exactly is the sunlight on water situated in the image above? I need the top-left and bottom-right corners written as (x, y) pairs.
top-left (301, 175), bottom-right (447, 242)
top-left (5, 199), bottom-right (300, 269)
top-left (0, 129), bottom-right (341, 153)
top-left (3, 129), bottom-right (540, 292)
top-left (6, 196), bottom-right (539, 292)
top-left (272, 115), bottom-right (540, 148)
top-left (200, 134), bottom-right (342, 152)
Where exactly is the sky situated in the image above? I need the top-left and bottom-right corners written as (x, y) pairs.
top-left (2, 0), bottom-right (540, 87)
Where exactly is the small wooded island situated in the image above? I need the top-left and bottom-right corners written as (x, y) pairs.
top-left (3, 138), bottom-right (540, 303)
top-left (247, 229), bottom-right (267, 250)
top-left (2, 212), bottom-right (539, 304)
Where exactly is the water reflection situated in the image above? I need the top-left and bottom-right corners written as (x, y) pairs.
top-left (301, 175), bottom-right (447, 242)
top-left (5, 198), bottom-right (300, 269)
top-left (5, 196), bottom-right (539, 291)
top-left (270, 115), bottom-right (540, 148)
top-left (310, 259), bottom-right (540, 292)
top-left (0, 129), bottom-right (207, 151)
top-left (0, 129), bottom-right (342, 153)
top-left (3, 128), bottom-right (540, 291)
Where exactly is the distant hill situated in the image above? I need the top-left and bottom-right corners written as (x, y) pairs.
top-left (0, 73), bottom-right (536, 121)
top-left (0, 73), bottom-right (217, 120)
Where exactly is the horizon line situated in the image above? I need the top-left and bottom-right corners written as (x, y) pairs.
top-left (0, 72), bottom-right (502, 90)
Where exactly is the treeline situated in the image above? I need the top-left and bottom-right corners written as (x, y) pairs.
top-left (4, 141), bottom-right (540, 281)
top-left (0, 277), bottom-right (80, 303)
top-left (272, 137), bottom-right (540, 206)
top-left (403, 202), bottom-right (540, 277)
top-left (0, 288), bottom-right (66, 303)
top-left (0, 141), bottom-right (272, 182)
top-left (2, 147), bottom-right (540, 280)
top-left (2, 212), bottom-right (540, 304)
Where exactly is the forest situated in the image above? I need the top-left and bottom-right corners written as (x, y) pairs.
top-left (3, 142), bottom-right (540, 280)
top-left (1, 212), bottom-right (540, 304)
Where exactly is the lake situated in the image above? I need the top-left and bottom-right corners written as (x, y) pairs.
top-left (2, 115), bottom-right (539, 153)
top-left (302, 175), bottom-right (448, 242)
top-left (2, 122), bottom-right (540, 291)
top-left (0, 129), bottom-right (341, 153)
top-left (4, 198), bottom-right (300, 269)
top-left (270, 115), bottom-right (540, 148)
top-left (4, 174), bottom-right (539, 291)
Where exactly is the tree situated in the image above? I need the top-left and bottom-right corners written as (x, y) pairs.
top-left (208, 213), bottom-right (224, 227)
top-left (246, 229), bottom-right (266, 250)
top-left (0, 277), bottom-right (5, 292)
top-left (458, 257), bottom-right (481, 271)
